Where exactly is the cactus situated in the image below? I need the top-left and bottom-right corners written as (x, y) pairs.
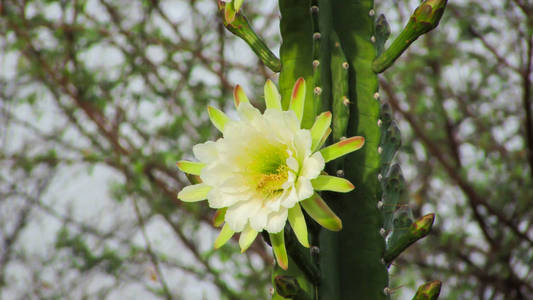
top-left (218, 0), bottom-right (447, 298)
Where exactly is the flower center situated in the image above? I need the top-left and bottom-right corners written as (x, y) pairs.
top-left (239, 141), bottom-right (292, 198)
top-left (256, 164), bottom-right (289, 197)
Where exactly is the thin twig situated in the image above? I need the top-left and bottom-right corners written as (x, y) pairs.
top-left (132, 198), bottom-right (173, 300)
top-left (521, 34), bottom-right (533, 178)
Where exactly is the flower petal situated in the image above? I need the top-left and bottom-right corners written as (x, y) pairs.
top-left (310, 111), bottom-right (332, 151)
top-left (233, 84), bottom-right (250, 108)
top-left (176, 160), bottom-right (205, 175)
top-left (300, 152), bottom-right (325, 179)
top-left (250, 206), bottom-right (269, 231)
top-left (177, 183), bottom-right (211, 202)
top-left (207, 105), bottom-right (230, 133)
top-left (225, 198), bottom-right (262, 232)
top-left (320, 136), bottom-right (365, 163)
top-left (265, 209), bottom-right (289, 233)
top-left (214, 223), bottom-right (234, 249)
top-left (270, 231), bottom-right (288, 270)
top-left (300, 193), bottom-right (342, 231)
top-left (294, 178), bottom-right (314, 202)
top-left (288, 204), bottom-right (309, 248)
top-left (286, 156), bottom-right (299, 172)
top-left (207, 187), bottom-right (247, 208)
top-left (292, 130), bottom-right (312, 163)
top-left (279, 186), bottom-right (299, 209)
top-left (264, 79), bottom-right (282, 110)
top-left (281, 171), bottom-right (296, 190)
top-left (237, 101), bottom-right (261, 121)
top-left (193, 141), bottom-right (218, 162)
top-left (289, 77), bottom-right (306, 124)
top-left (311, 175), bottom-right (355, 193)
top-left (239, 225), bottom-right (258, 253)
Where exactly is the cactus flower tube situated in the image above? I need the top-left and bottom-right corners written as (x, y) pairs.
top-left (177, 78), bottom-right (365, 270)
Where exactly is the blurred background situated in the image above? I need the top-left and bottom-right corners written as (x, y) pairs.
top-left (0, 0), bottom-right (531, 299)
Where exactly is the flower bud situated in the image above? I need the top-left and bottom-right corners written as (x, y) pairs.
top-left (413, 280), bottom-right (442, 300)
top-left (274, 276), bottom-right (301, 298)
top-left (411, 0), bottom-right (447, 34)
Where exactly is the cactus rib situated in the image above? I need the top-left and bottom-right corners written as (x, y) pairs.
top-left (330, 31), bottom-right (350, 144)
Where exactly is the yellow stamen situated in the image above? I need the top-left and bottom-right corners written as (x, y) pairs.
top-left (256, 165), bottom-right (289, 197)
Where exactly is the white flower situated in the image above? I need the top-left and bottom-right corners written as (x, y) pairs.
top-left (177, 78), bottom-right (365, 269)
top-left (199, 101), bottom-right (325, 231)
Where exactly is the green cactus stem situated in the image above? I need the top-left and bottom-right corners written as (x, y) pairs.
top-left (284, 227), bottom-right (321, 284)
top-left (220, 7), bottom-right (281, 72)
top-left (412, 280), bottom-right (442, 300)
top-left (278, 0), bottom-right (316, 129)
top-left (384, 213), bottom-right (435, 264)
top-left (320, 0), bottom-right (389, 298)
top-left (218, 0), bottom-right (446, 298)
top-left (310, 0), bottom-right (323, 109)
top-left (372, 0), bottom-right (447, 73)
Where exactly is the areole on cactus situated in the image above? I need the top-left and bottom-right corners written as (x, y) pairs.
top-left (177, 78), bottom-right (364, 270)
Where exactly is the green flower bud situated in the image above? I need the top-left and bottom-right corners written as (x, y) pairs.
top-left (274, 275), bottom-right (301, 298)
top-left (413, 280), bottom-right (442, 300)
top-left (411, 0), bottom-right (448, 35)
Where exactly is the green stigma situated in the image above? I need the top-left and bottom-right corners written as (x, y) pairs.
top-left (256, 164), bottom-right (289, 197)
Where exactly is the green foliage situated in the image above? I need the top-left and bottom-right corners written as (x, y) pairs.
top-left (55, 227), bottom-right (123, 274)
top-left (1, 0), bottom-right (274, 298)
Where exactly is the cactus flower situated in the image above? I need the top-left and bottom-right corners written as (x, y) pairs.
top-left (177, 78), bottom-right (365, 270)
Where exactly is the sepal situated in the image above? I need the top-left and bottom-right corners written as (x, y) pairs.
top-left (264, 79), bottom-right (282, 110)
top-left (212, 208), bottom-right (227, 227)
top-left (214, 223), bottom-right (234, 249)
top-left (311, 175), bottom-right (355, 193)
top-left (289, 78), bottom-right (306, 124)
top-left (239, 225), bottom-right (258, 253)
top-left (287, 204), bottom-right (309, 248)
top-left (320, 136), bottom-right (365, 162)
top-left (177, 183), bottom-right (211, 202)
top-left (233, 84), bottom-right (250, 108)
top-left (310, 111), bottom-right (332, 151)
top-left (207, 105), bottom-right (230, 133)
top-left (300, 193), bottom-right (342, 231)
top-left (176, 160), bottom-right (205, 176)
top-left (270, 231), bottom-right (289, 270)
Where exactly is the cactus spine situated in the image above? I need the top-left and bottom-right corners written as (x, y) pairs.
top-left (221, 0), bottom-right (447, 298)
